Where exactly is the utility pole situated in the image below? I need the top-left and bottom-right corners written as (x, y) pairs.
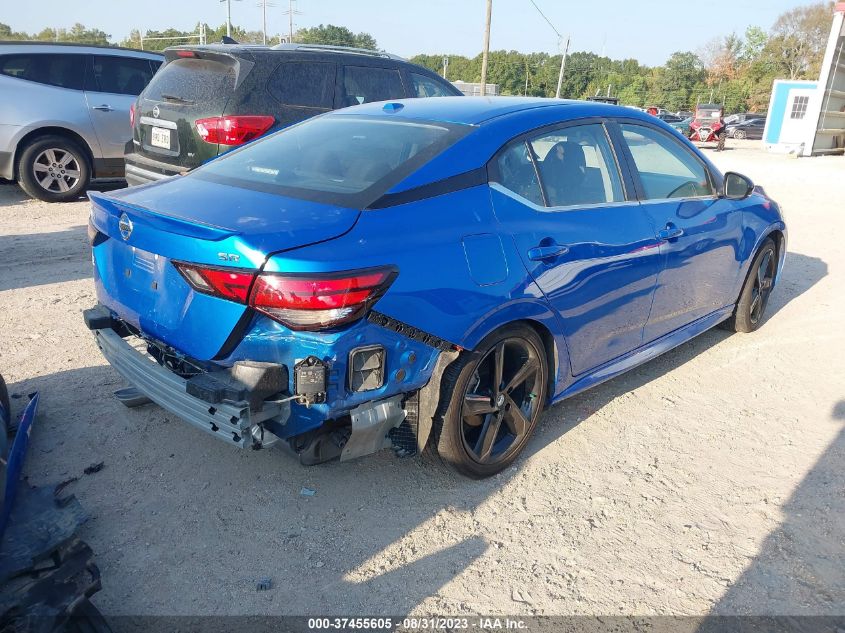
top-left (555, 36), bottom-right (570, 99)
top-left (480, 0), bottom-right (492, 97)
top-left (282, 0), bottom-right (301, 43)
top-left (262, 0), bottom-right (267, 44)
top-left (524, 59), bottom-right (529, 95)
top-left (219, 0), bottom-right (241, 38)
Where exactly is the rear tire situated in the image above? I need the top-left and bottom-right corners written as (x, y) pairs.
top-left (734, 129), bottom-right (747, 140)
top-left (432, 324), bottom-right (548, 478)
top-left (17, 135), bottom-right (91, 202)
top-left (721, 238), bottom-right (777, 333)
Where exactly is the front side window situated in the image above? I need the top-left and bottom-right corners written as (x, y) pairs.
top-left (341, 66), bottom-right (404, 106)
top-left (194, 115), bottom-right (469, 208)
top-left (410, 72), bottom-right (454, 98)
top-left (268, 61), bottom-right (335, 109)
top-left (530, 124), bottom-right (624, 207)
top-left (620, 124), bottom-right (715, 200)
top-left (0, 53), bottom-right (85, 90)
top-left (494, 141), bottom-right (544, 206)
top-left (91, 55), bottom-right (155, 95)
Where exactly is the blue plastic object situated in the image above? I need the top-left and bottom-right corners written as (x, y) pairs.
top-left (0, 393), bottom-right (40, 539)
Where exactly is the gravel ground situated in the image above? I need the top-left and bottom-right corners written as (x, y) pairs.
top-left (0, 141), bottom-right (843, 617)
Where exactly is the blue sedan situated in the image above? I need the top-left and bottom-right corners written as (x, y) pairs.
top-left (84, 97), bottom-right (786, 478)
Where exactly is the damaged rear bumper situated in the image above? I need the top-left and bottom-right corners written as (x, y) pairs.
top-left (84, 304), bottom-right (458, 461)
top-left (92, 325), bottom-right (289, 449)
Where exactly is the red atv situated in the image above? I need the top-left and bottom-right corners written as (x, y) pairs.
top-left (689, 103), bottom-right (727, 151)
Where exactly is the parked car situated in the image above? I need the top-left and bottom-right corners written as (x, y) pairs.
top-left (724, 112), bottom-right (766, 125)
top-left (668, 116), bottom-right (693, 135)
top-left (0, 42), bottom-right (162, 202)
top-left (85, 97), bottom-right (786, 479)
top-left (124, 43), bottom-right (462, 186)
top-left (726, 118), bottom-right (766, 140)
top-left (656, 113), bottom-right (684, 123)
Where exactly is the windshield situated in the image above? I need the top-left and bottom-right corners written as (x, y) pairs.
top-left (192, 115), bottom-right (470, 208)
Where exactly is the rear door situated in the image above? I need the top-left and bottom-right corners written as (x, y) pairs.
top-left (614, 121), bottom-right (743, 343)
top-left (338, 64), bottom-right (407, 108)
top-left (85, 55), bottom-right (157, 164)
top-left (134, 53), bottom-right (241, 170)
top-left (490, 121), bottom-right (662, 376)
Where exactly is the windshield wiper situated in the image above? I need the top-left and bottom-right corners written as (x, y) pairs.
top-left (159, 93), bottom-right (195, 105)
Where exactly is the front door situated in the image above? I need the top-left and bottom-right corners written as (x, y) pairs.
top-left (489, 122), bottom-right (662, 376)
top-left (615, 122), bottom-right (744, 342)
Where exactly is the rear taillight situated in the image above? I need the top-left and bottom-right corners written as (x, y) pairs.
top-left (250, 268), bottom-right (397, 330)
top-left (174, 262), bottom-right (255, 303)
top-left (129, 103), bottom-right (135, 127)
top-left (173, 263), bottom-right (396, 331)
top-left (194, 115), bottom-right (275, 146)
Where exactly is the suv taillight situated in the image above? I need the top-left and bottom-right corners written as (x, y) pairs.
top-left (130, 103), bottom-right (135, 127)
top-left (173, 263), bottom-right (397, 331)
top-left (194, 115), bottom-right (275, 146)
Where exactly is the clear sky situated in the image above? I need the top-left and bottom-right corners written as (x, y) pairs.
top-left (3, 0), bottom-right (813, 66)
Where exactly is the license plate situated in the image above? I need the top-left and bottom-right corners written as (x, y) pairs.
top-left (150, 127), bottom-right (171, 149)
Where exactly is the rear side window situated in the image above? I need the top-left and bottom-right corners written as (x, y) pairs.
top-left (143, 58), bottom-right (235, 107)
top-left (91, 55), bottom-right (156, 95)
top-left (410, 72), bottom-right (454, 98)
top-left (268, 61), bottom-right (335, 109)
top-left (620, 124), bottom-right (714, 199)
top-left (0, 53), bottom-right (85, 90)
top-left (341, 66), bottom-right (404, 106)
top-left (194, 115), bottom-right (469, 208)
top-left (494, 142), bottom-right (544, 206)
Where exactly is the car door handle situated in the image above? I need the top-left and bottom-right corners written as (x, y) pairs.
top-left (527, 243), bottom-right (570, 261)
top-left (657, 227), bottom-right (684, 240)
top-left (92, 104), bottom-right (113, 112)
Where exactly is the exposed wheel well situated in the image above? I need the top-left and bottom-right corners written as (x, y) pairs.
top-left (767, 229), bottom-right (785, 264)
top-left (508, 319), bottom-right (558, 407)
top-left (13, 127), bottom-right (95, 180)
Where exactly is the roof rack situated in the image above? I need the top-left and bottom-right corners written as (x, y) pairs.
top-left (270, 43), bottom-right (405, 61)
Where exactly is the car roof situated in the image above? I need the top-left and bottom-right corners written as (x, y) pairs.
top-left (329, 96), bottom-right (653, 127)
top-left (0, 41), bottom-right (163, 59)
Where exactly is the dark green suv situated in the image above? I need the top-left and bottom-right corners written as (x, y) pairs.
top-left (124, 43), bottom-right (461, 186)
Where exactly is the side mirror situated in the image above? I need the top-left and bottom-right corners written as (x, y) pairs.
top-left (723, 172), bottom-right (754, 200)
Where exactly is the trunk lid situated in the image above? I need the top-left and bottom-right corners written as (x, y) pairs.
top-left (89, 177), bottom-right (361, 361)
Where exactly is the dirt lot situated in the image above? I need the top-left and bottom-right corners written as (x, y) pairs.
top-left (1, 141), bottom-right (843, 617)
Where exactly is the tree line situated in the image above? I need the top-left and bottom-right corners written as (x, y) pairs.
top-left (0, 2), bottom-right (834, 114)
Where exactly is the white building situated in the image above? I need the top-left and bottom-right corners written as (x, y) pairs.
top-left (451, 80), bottom-right (500, 97)
top-left (764, 2), bottom-right (845, 155)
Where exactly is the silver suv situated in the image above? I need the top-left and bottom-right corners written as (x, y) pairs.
top-left (0, 43), bottom-right (162, 202)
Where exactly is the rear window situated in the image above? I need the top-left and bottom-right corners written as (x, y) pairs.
top-left (0, 53), bottom-right (86, 90)
top-left (143, 57), bottom-right (235, 105)
top-left (192, 115), bottom-right (470, 208)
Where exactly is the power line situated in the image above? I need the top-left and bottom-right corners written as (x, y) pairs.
top-left (526, 0), bottom-right (561, 40)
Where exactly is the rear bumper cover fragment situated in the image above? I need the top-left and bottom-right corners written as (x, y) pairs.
top-left (90, 324), bottom-right (289, 448)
